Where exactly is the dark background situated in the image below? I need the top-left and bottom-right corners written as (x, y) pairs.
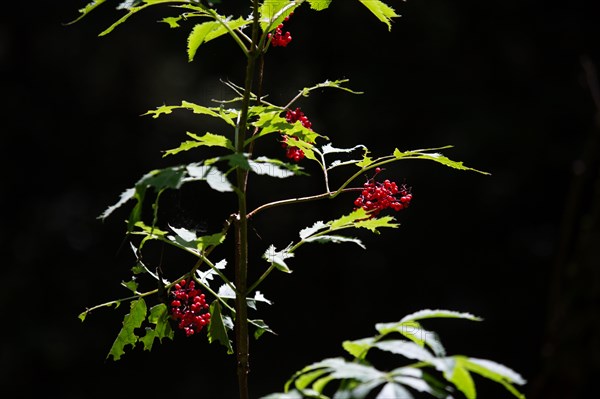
top-left (2, 1), bottom-right (599, 398)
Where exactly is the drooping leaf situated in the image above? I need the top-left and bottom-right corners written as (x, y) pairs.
top-left (463, 357), bottom-right (526, 385)
top-left (263, 244), bottom-right (294, 273)
top-left (357, 0), bottom-right (400, 31)
top-left (207, 300), bottom-right (233, 354)
top-left (463, 357), bottom-right (526, 398)
top-left (250, 319), bottom-right (276, 339)
top-left (444, 357), bottom-right (476, 399)
top-left (188, 20), bottom-right (221, 61)
top-left (196, 259), bottom-right (227, 287)
top-left (185, 163), bottom-right (234, 192)
top-left (65, 0), bottom-right (110, 25)
top-left (98, 187), bottom-right (135, 220)
top-left (107, 298), bottom-right (147, 361)
top-left (139, 303), bottom-right (174, 351)
top-left (187, 15), bottom-right (251, 61)
top-left (375, 382), bottom-right (414, 399)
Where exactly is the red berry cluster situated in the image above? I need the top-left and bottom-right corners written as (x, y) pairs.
top-left (169, 279), bottom-right (211, 337)
top-left (268, 14), bottom-right (293, 47)
top-left (281, 107), bottom-right (312, 162)
top-left (353, 168), bottom-right (413, 217)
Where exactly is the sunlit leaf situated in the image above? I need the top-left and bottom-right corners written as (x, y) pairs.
top-left (373, 340), bottom-right (434, 362)
top-left (444, 357), bottom-right (476, 399)
top-left (393, 148), bottom-right (490, 175)
top-left (306, 0), bottom-right (332, 10)
top-left (342, 337), bottom-right (376, 359)
top-left (263, 244), bottom-right (294, 273)
top-left (259, 0), bottom-right (300, 31)
top-left (98, 187), bottom-right (135, 220)
top-left (299, 220), bottom-right (328, 239)
top-left (375, 382), bottom-right (414, 399)
top-left (398, 309), bottom-right (483, 324)
top-left (186, 163), bottom-right (234, 192)
top-left (249, 156), bottom-right (306, 178)
top-left (107, 298), bottom-right (147, 361)
top-left (303, 234), bottom-right (365, 249)
top-left (357, 0), bottom-right (399, 31)
top-left (139, 303), bottom-right (173, 351)
top-left (144, 101), bottom-right (236, 126)
top-left (163, 132), bottom-right (234, 157)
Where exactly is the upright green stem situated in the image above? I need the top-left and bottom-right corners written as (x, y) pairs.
top-left (234, 2), bottom-right (261, 399)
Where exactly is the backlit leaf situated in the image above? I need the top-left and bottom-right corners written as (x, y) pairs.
top-left (107, 298), bottom-right (147, 361)
top-left (163, 132), bottom-right (234, 157)
top-left (306, 0), bottom-right (332, 11)
top-left (357, 0), bottom-right (399, 31)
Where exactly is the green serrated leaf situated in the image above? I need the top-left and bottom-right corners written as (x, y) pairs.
top-left (122, 279), bottom-right (138, 293)
top-left (144, 101), bottom-right (236, 126)
top-left (139, 303), bottom-right (174, 351)
top-left (306, 0), bottom-right (332, 11)
top-left (207, 301), bottom-right (233, 354)
top-left (107, 298), bottom-right (147, 361)
top-left (65, 0), bottom-right (110, 25)
top-left (188, 20), bottom-right (222, 61)
top-left (355, 147), bottom-right (374, 168)
top-left (357, 0), bottom-right (399, 31)
top-left (328, 208), bottom-right (369, 229)
top-left (354, 215), bottom-right (399, 233)
top-left (163, 132), bottom-right (234, 157)
top-left (259, 0), bottom-right (300, 31)
top-left (301, 79), bottom-right (364, 97)
top-left (393, 148), bottom-right (490, 175)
